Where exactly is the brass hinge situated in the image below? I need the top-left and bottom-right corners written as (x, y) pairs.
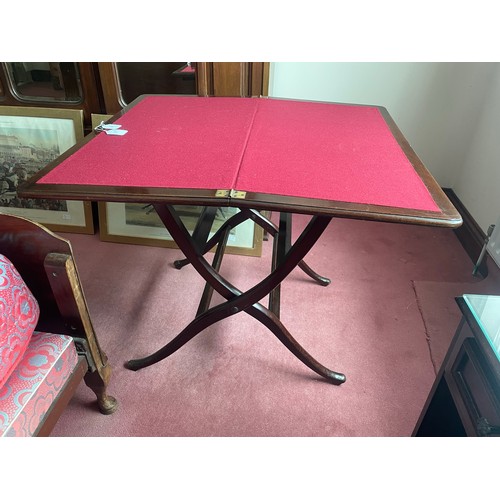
top-left (230, 189), bottom-right (246, 199)
top-left (215, 189), bottom-right (247, 199)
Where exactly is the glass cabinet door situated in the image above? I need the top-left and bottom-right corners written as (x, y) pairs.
top-left (115, 62), bottom-right (197, 106)
top-left (3, 63), bottom-right (83, 103)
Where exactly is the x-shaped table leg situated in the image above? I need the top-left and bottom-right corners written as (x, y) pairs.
top-left (173, 209), bottom-right (331, 289)
top-left (125, 204), bottom-right (345, 385)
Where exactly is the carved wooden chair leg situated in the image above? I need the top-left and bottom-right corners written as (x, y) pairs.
top-left (84, 366), bottom-right (118, 415)
top-left (44, 253), bottom-right (118, 415)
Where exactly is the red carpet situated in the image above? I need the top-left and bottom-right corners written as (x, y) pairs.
top-left (49, 215), bottom-right (500, 437)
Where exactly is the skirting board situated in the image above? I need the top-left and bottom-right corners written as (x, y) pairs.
top-left (443, 188), bottom-right (490, 278)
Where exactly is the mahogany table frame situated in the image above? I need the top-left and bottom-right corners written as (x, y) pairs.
top-left (19, 95), bottom-right (462, 386)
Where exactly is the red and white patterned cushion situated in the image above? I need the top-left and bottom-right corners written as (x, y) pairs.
top-left (0, 331), bottom-right (79, 437)
top-left (0, 254), bottom-right (40, 389)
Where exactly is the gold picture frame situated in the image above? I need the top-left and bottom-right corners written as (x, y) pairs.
top-left (0, 105), bottom-right (94, 234)
top-left (98, 201), bottom-right (264, 257)
top-left (92, 114), bottom-right (263, 257)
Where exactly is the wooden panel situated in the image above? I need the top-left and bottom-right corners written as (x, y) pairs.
top-left (213, 62), bottom-right (248, 96)
top-left (197, 62), bottom-right (270, 97)
top-left (98, 62), bottom-right (270, 107)
top-left (97, 62), bottom-right (122, 114)
top-left (449, 337), bottom-right (500, 435)
top-left (250, 62), bottom-right (268, 96)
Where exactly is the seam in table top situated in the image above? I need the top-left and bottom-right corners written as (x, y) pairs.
top-left (231, 99), bottom-right (261, 190)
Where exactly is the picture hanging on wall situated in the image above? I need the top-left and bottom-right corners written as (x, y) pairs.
top-left (0, 106), bottom-right (93, 234)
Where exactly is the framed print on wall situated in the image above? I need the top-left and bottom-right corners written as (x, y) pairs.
top-left (98, 202), bottom-right (264, 257)
top-left (0, 106), bottom-right (94, 234)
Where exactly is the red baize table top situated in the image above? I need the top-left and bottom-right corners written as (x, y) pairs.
top-left (36, 96), bottom-right (441, 213)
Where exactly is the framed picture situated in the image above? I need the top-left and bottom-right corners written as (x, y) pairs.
top-left (91, 114), bottom-right (263, 257)
top-left (98, 202), bottom-right (264, 257)
top-left (0, 105), bottom-right (94, 234)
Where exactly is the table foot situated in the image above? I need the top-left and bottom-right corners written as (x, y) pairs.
top-left (84, 367), bottom-right (119, 414)
top-left (173, 258), bottom-right (188, 269)
top-left (249, 303), bottom-right (345, 385)
top-left (326, 371), bottom-right (346, 385)
top-left (125, 297), bottom-right (236, 371)
top-left (124, 359), bottom-right (146, 371)
top-left (125, 333), bottom-right (194, 371)
top-left (298, 260), bottom-right (331, 286)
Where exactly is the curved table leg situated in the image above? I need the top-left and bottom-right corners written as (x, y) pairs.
top-left (173, 206), bottom-right (218, 269)
top-left (174, 209), bottom-right (331, 288)
top-left (126, 295), bottom-right (345, 384)
top-left (298, 260), bottom-right (331, 286)
top-left (248, 303), bottom-right (345, 384)
top-left (173, 258), bottom-right (189, 269)
top-left (126, 205), bottom-right (345, 384)
top-left (125, 299), bottom-right (239, 371)
top-left (174, 208), bottom-right (278, 269)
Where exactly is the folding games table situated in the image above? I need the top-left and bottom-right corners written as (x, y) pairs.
top-left (19, 95), bottom-right (462, 385)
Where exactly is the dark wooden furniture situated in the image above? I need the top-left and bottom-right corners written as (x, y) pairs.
top-left (97, 62), bottom-right (270, 114)
top-left (1, 62), bottom-right (270, 131)
top-left (0, 213), bottom-right (118, 416)
top-left (0, 62), bottom-right (103, 132)
top-left (18, 95), bottom-right (461, 386)
top-left (413, 294), bottom-right (500, 436)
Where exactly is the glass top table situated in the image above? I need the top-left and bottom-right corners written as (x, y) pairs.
top-left (463, 294), bottom-right (500, 364)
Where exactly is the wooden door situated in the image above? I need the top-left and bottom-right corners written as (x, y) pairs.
top-left (197, 62), bottom-right (269, 97)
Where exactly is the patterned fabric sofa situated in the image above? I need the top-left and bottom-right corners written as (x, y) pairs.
top-left (0, 214), bottom-right (117, 436)
top-left (0, 253), bottom-right (87, 436)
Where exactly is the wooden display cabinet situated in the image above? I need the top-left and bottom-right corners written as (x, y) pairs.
top-left (413, 294), bottom-right (500, 437)
top-left (97, 62), bottom-right (270, 114)
top-left (1, 62), bottom-right (270, 128)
